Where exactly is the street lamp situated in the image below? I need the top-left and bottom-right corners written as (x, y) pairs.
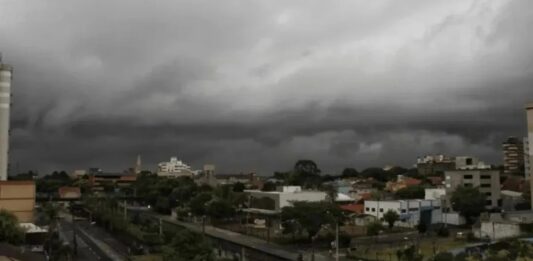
top-left (326, 210), bottom-right (339, 261)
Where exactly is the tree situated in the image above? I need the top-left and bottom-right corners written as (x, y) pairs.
top-left (396, 245), bottom-right (423, 261)
top-left (189, 193), bottom-right (212, 216)
top-left (294, 160), bottom-right (321, 176)
top-left (289, 160), bottom-right (322, 188)
top-left (233, 182), bottom-right (245, 192)
top-left (434, 252), bottom-right (454, 261)
top-left (0, 210), bottom-right (24, 244)
top-left (322, 184), bottom-right (337, 204)
top-left (450, 186), bottom-right (486, 224)
top-left (281, 201), bottom-right (342, 241)
top-left (395, 186), bottom-right (425, 199)
top-left (366, 221), bottom-right (383, 236)
top-left (383, 210), bottom-right (399, 229)
top-left (161, 230), bottom-right (214, 261)
top-left (261, 181), bottom-right (277, 191)
top-left (206, 200), bottom-right (236, 221)
top-left (341, 168), bottom-right (359, 178)
top-left (361, 167), bottom-right (393, 182)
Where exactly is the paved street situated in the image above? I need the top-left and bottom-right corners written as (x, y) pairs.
top-left (149, 212), bottom-right (342, 261)
top-left (59, 219), bottom-right (108, 261)
top-left (59, 213), bottom-right (128, 261)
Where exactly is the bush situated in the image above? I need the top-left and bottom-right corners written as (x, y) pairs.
top-left (366, 221), bottom-right (384, 236)
top-left (437, 226), bottom-right (450, 237)
top-left (466, 232), bottom-right (476, 242)
top-left (434, 252), bottom-right (454, 261)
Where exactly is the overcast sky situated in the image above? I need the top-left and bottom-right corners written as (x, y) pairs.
top-left (1, 0), bottom-right (532, 175)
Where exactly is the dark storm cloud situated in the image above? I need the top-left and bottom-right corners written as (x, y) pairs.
top-left (1, 0), bottom-right (533, 175)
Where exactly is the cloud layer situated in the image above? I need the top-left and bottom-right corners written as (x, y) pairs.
top-left (1, 0), bottom-right (532, 174)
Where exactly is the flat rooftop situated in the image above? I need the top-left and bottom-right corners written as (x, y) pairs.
top-left (526, 102), bottom-right (533, 110)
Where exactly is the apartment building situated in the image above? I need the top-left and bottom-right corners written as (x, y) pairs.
top-left (444, 169), bottom-right (501, 209)
top-left (502, 137), bottom-right (525, 175)
top-left (0, 181), bottom-right (35, 222)
top-left (525, 137), bottom-right (531, 180)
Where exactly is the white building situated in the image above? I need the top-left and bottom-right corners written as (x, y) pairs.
top-left (0, 61), bottom-right (13, 180)
top-left (157, 157), bottom-right (194, 178)
top-left (245, 186), bottom-right (352, 213)
top-left (424, 188), bottom-right (446, 200)
top-left (455, 156), bottom-right (491, 170)
top-left (364, 199), bottom-right (442, 227)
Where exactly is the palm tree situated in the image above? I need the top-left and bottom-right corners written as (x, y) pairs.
top-left (43, 203), bottom-right (60, 232)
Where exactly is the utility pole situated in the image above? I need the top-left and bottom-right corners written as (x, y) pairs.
top-left (123, 200), bottom-right (127, 220)
top-left (159, 218), bottom-right (163, 237)
top-left (335, 220), bottom-right (339, 261)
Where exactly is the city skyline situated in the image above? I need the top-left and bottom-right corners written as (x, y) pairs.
top-left (1, 1), bottom-right (533, 175)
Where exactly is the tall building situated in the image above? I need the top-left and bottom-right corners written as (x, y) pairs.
top-left (444, 169), bottom-right (501, 209)
top-left (134, 154), bottom-right (142, 174)
top-left (0, 58), bottom-right (13, 181)
top-left (502, 137), bottom-right (525, 175)
top-left (525, 137), bottom-right (530, 180)
top-left (527, 103), bottom-right (533, 208)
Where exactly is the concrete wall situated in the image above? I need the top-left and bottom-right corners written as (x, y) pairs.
top-left (442, 212), bottom-right (466, 226)
top-left (445, 170), bottom-right (501, 209)
top-left (0, 65), bottom-right (12, 180)
top-left (425, 188), bottom-right (446, 200)
top-left (0, 181), bottom-right (35, 223)
top-left (478, 222), bottom-right (520, 240)
top-left (527, 103), bottom-right (533, 208)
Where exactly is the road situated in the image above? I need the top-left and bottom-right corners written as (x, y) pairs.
top-left (59, 213), bottom-right (128, 261)
top-left (58, 219), bottom-right (107, 261)
top-left (143, 211), bottom-right (342, 261)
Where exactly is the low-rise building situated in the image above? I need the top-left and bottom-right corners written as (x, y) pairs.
top-left (385, 175), bottom-right (422, 192)
top-left (444, 169), bottom-right (501, 209)
top-left (364, 199), bottom-right (442, 227)
top-left (215, 172), bottom-right (262, 188)
top-left (87, 169), bottom-right (136, 191)
top-left (0, 181), bottom-right (35, 223)
top-left (455, 156), bottom-right (491, 170)
top-left (58, 187), bottom-right (81, 199)
top-left (157, 157), bottom-right (194, 178)
top-left (416, 155), bottom-right (456, 176)
top-left (424, 188), bottom-right (446, 201)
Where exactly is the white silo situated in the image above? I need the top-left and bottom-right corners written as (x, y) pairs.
top-left (0, 57), bottom-right (13, 180)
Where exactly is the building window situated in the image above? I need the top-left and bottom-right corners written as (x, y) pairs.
top-left (401, 209), bottom-right (406, 213)
top-left (464, 175), bottom-right (473, 179)
top-left (480, 184), bottom-right (491, 188)
top-left (485, 200), bottom-right (492, 206)
top-left (485, 192), bottom-right (491, 196)
top-left (434, 206), bottom-right (441, 209)
top-left (366, 207), bottom-right (369, 211)
top-left (380, 208), bottom-right (384, 212)
top-left (480, 175), bottom-right (491, 179)
top-left (464, 183), bottom-right (473, 188)
top-left (408, 208), bottom-right (419, 211)
top-left (371, 208), bottom-right (375, 212)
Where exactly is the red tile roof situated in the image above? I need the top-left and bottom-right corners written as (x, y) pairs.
top-left (404, 177), bottom-right (422, 186)
top-left (339, 203), bottom-right (364, 214)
